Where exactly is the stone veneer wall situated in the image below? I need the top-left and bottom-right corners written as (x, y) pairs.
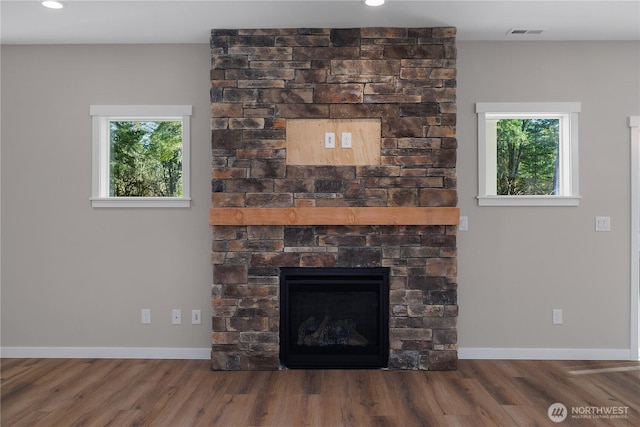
top-left (211, 28), bottom-right (458, 370)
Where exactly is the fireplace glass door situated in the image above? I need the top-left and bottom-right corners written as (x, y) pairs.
top-left (280, 267), bottom-right (389, 369)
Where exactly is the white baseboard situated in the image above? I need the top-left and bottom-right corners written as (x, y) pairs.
top-left (459, 347), bottom-right (632, 360)
top-left (1, 347), bottom-right (632, 361)
top-left (0, 347), bottom-right (211, 360)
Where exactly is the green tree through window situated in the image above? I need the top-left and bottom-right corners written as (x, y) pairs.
top-left (109, 121), bottom-right (182, 197)
top-left (496, 118), bottom-right (559, 195)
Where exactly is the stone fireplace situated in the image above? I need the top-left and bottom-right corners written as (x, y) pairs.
top-left (210, 27), bottom-right (458, 370)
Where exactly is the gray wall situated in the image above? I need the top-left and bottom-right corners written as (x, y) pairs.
top-left (1, 45), bottom-right (213, 350)
top-left (1, 41), bottom-right (638, 355)
top-left (457, 41), bottom-right (639, 352)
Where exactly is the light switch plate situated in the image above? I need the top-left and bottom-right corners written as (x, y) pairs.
top-left (595, 216), bottom-right (611, 232)
top-left (459, 216), bottom-right (468, 231)
top-left (324, 132), bottom-right (335, 148)
top-left (191, 309), bottom-right (202, 325)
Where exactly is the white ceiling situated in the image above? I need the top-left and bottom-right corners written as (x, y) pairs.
top-left (1, 0), bottom-right (639, 44)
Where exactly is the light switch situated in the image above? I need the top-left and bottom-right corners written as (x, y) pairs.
top-left (595, 216), bottom-right (611, 232)
top-left (459, 216), bottom-right (468, 231)
top-left (324, 132), bottom-right (335, 149)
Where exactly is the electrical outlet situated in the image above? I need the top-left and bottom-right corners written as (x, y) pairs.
top-left (341, 132), bottom-right (352, 148)
top-left (141, 309), bottom-right (151, 324)
top-left (552, 309), bottom-right (563, 325)
top-left (192, 310), bottom-right (202, 325)
top-left (171, 309), bottom-right (182, 325)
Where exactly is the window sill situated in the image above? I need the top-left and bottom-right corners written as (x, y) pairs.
top-left (91, 197), bottom-right (191, 208)
top-left (477, 195), bottom-right (581, 207)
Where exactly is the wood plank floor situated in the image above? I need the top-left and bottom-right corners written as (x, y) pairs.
top-left (1, 358), bottom-right (638, 426)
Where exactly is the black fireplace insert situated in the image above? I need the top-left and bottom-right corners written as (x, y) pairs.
top-left (279, 267), bottom-right (389, 369)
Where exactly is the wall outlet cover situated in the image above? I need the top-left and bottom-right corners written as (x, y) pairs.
top-left (171, 309), bottom-right (182, 325)
top-left (341, 132), bottom-right (352, 148)
top-left (141, 309), bottom-right (151, 324)
top-left (552, 309), bottom-right (563, 325)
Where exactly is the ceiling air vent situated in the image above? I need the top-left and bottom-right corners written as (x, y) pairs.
top-left (507, 29), bottom-right (544, 35)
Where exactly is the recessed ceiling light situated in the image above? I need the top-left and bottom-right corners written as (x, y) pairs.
top-left (363, 0), bottom-right (386, 6)
top-left (42, 1), bottom-right (65, 9)
top-left (507, 28), bottom-right (544, 35)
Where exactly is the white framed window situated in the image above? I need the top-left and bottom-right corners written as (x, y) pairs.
top-left (476, 102), bottom-right (581, 206)
top-left (90, 105), bottom-right (192, 208)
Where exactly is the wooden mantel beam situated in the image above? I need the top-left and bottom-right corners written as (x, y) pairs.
top-left (210, 207), bottom-right (459, 226)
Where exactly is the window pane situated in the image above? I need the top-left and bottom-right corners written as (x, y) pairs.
top-left (109, 121), bottom-right (183, 197)
top-left (496, 118), bottom-right (559, 195)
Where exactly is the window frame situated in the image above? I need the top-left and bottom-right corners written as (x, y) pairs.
top-left (90, 105), bottom-right (192, 208)
top-left (476, 102), bottom-right (581, 207)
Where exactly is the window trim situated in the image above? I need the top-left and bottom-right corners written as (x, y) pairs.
top-left (90, 105), bottom-right (192, 208)
top-left (476, 102), bottom-right (581, 207)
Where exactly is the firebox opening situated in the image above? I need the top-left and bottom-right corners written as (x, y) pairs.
top-left (280, 267), bottom-right (389, 369)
